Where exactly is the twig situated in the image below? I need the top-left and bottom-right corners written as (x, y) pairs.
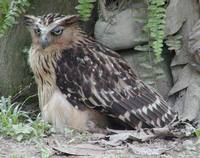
top-left (21, 94), bottom-right (37, 107)
top-left (11, 83), bottom-right (34, 102)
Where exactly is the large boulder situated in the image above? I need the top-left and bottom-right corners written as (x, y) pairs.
top-left (94, 2), bottom-right (147, 50)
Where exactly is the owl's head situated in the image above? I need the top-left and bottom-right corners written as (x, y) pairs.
top-left (24, 13), bottom-right (80, 50)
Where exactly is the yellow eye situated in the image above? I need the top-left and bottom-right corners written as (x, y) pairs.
top-left (51, 27), bottom-right (63, 36)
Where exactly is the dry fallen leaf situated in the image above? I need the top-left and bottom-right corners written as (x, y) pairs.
top-left (53, 143), bottom-right (105, 156)
top-left (128, 143), bottom-right (175, 156)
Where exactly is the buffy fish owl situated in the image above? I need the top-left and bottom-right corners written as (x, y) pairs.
top-left (24, 13), bottom-right (176, 132)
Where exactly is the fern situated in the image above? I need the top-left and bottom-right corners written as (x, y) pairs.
top-left (146, 0), bottom-right (166, 61)
top-left (0, 0), bottom-right (30, 38)
top-left (75, 0), bottom-right (96, 21)
top-left (0, 0), bottom-right (10, 14)
top-left (165, 34), bottom-right (182, 53)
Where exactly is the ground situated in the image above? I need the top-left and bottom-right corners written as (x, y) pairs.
top-left (0, 133), bottom-right (200, 158)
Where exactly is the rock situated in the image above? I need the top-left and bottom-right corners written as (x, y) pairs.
top-left (169, 65), bottom-right (192, 96)
top-left (94, 2), bottom-right (147, 50)
top-left (188, 19), bottom-right (200, 72)
top-left (165, 0), bottom-right (187, 36)
top-left (170, 65), bottom-right (200, 124)
top-left (181, 81), bottom-right (200, 121)
top-left (167, 0), bottom-right (200, 124)
top-left (166, 0), bottom-right (199, 79)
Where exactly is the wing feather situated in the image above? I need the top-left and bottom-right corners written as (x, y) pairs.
top-left (55, 41), bottom-right (176, 129)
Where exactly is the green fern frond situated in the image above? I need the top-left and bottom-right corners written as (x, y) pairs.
top-left (0, 0), bottom-right (30, 38)
top-left (75, 0), bottom-right (96, 21)
top-left (146, 0), bottom-right (166, 61)
top-left (165, 34), bottom-right (182, 52)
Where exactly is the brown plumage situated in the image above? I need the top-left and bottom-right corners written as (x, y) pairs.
top-left (24, 13), bottom-right (177, 132)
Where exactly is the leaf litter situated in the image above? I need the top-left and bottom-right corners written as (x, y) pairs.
top-left (0, 119), bottom-right (199, 158)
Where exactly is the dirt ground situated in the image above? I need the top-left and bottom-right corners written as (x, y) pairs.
top-left (1, 133), bottom-right (200, 158)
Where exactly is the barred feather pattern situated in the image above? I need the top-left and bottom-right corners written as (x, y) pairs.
top-left (55, 36), bottom-right (177, 129)
top-left (38, 13), bottom-right (65, 26)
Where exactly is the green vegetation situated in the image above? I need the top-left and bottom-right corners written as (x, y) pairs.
top-left (195, 129), bottom-right (200, 138)
top-left (0, 0), bottom-right (97, 37)
top-left (75, 0), bottom-right (96, 21)
top-left (0, 96), bottom-right (53, 157)
top-left (165, 34), bottom-right (182, 53)
top-left (0, 0), bottom-right (30, 37)
top-left (0, 96), bottom-right (92, 157)
top-left (146, 0), bottom-right (166, 61)
top-left (0, 96), bottom-right (51, 141)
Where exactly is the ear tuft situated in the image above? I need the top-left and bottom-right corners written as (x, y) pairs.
top-left (24, 15), bottom-right (36, 26)
top-left (60, 15), bottom-right (80, 26)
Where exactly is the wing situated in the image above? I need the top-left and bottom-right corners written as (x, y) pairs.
top-left (55, 41), bottom-right (176, 129)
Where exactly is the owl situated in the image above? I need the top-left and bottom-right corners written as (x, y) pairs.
top-left (24, 13), bottom-right (176, 132)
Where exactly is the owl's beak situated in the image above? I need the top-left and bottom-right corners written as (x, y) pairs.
top-left (40, 35), bottom-right (50, 49)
